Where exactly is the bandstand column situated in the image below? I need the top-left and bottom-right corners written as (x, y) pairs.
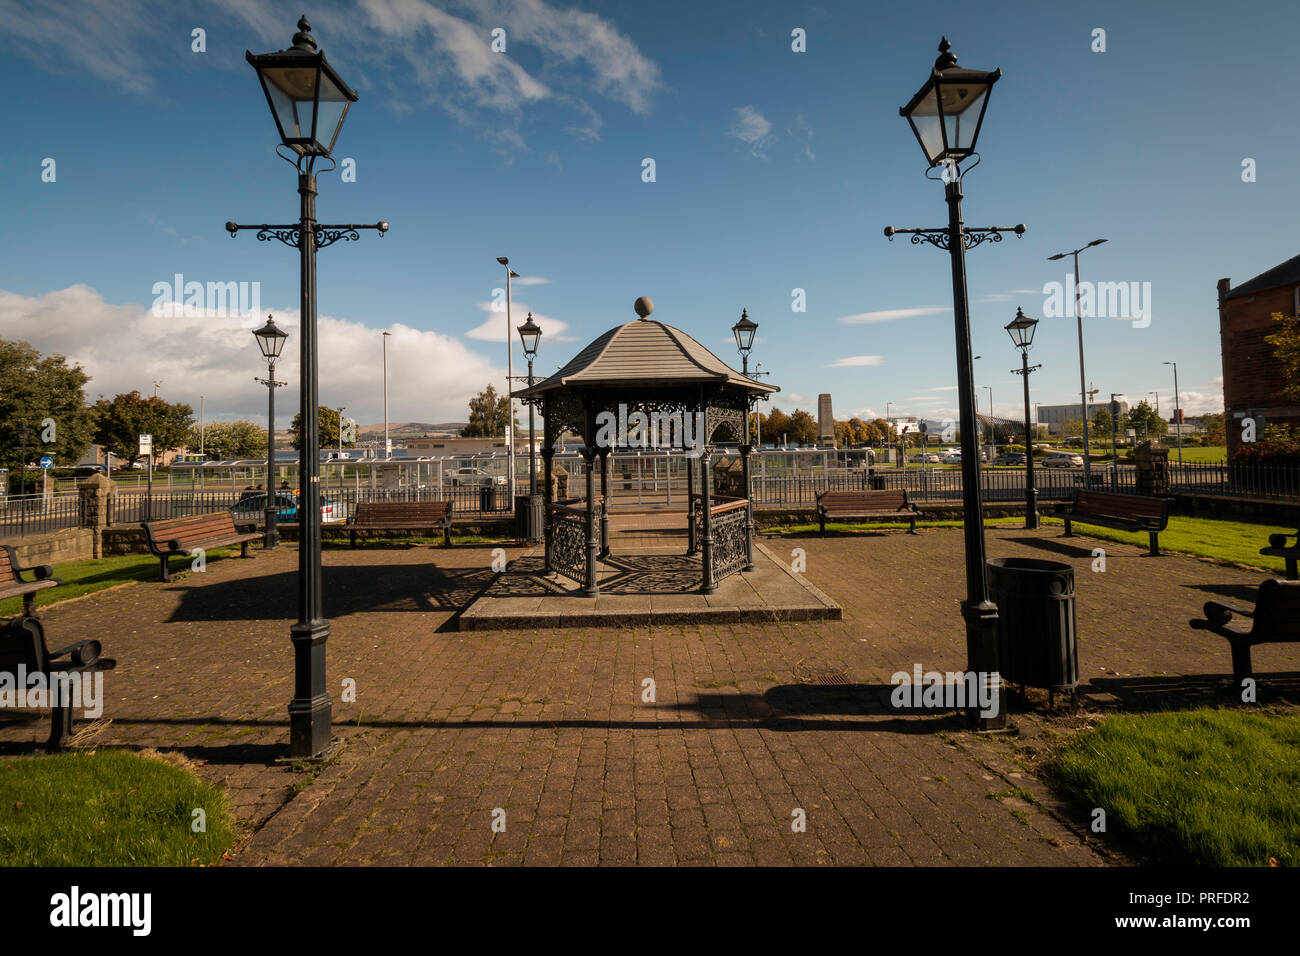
top-left (541, 445), bottom-right (554, 572)
top-left (740, 443), bottom-right (755, 571)
top-left (583, 449), bottom-right (599, 596)
top-left (700, 444), bottom-right (715, 594)
top-left (686, 449), bottom-right (697, 555)
top-left (599, 448), bottom-right (610, 558)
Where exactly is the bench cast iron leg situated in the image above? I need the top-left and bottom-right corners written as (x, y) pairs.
top-left (1062, 519), bottom-right (1073, 537)
top-left (1287, 556), bottom-right (1297, 581)
top-left (350, 530), bottom-right (357, 549)
top-left (1229, 639), bottom-right (1253, 688)
top-left (908, 516), bottom-right (917, 535)
top-left (159, 555), bottom-right (170, 583)
top-left (444, 522), bottom-right (451, 548)
top-left (48, 700), bottom-right (73, 750)
top-left (819, 513), bottom-right (825, 536)
top-left (23, 592), bottom-right (36, 617)
top-left (1148, 532), bottom-right (1160, 557)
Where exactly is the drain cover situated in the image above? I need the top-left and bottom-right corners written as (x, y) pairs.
top-left (794, 659), bottom-right (852, 685)
top-left (813, 670), bottom-right (851, 686)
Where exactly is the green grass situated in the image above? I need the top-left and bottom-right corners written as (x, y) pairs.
top-left (1036, 514), bottom-right (1290, 573)
top-left (0, 749), bottom-right (238, 866)
top-left (768, 514), bottom-right (1292, 574)
top-left (1050, 709), bottom-right (1300, 866)
top-left (0, 549), bottom-right (238, 616)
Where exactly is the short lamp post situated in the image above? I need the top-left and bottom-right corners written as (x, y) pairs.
top-left (733, 308), bottom-right (759, 443)
top-left (225, 16), bottom-right (387, 760)
top-left (1006, 308), bottom-right (1040, 529)
top-left (885, 37), bottom-right (1024, 731)
top-left (253, 315), bottom-right (289, 548)
top-left (517, 312), bottom-right (542, 497)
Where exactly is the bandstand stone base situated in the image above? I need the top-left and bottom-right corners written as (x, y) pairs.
top-left (459, 542), bottom-right (840, 631)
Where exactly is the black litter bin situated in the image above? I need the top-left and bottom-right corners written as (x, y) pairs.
top-left (516, 493), bottom-right (543, 541)
top-left (479, 485), bottom-right (494, 512)
top-left (985, 557), bottom-right (1078, 700)
top-left (868, 470), bottom-right (886, 490)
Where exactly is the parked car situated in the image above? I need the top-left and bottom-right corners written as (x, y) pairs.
top-left (942, 452), bottom-right (962, 464)
top-left (992, 452), bottom-right (1027, 466)
top-left (450, 466), bottom-right (507, 488)
top-left (228, 492), bottom-right (345, 523)
top-left (1042, 453), bottom-right (1085, 468)
top-left (907, 453), bottom-right (941, 464)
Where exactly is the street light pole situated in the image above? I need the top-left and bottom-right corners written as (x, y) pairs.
top-left (887, 37), bottom-right (1023, 730)
top-left (253, 315), bottom-right (289, 549)
top-left (1006, 308), bottom-right (1040, 529)
top-left (227, 16), bottom-right (387, 760)
top-left (1165, 361), bottom-right (1182, 464)
top-left (382, 331), bottom-right (391, 458)
top-left (1048, 238), bottom-right (1107, 486)
top-left (497, 258), bottom-right (520, 513)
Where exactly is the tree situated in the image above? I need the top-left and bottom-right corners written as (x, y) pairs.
top-left (1264, 312), bottom-right (1300, 403)
top-left (765, 408), bottom-right (792, 444)
top-left (1091, 406), bottom-right (1113, 439)
top-left (92, 390), bottom-right (193, 466)
top-left (1124, 400), bottom-right (1166, 441)
top-left (190, 420), bottom-right (267, 460)
top-left (834, 420), bottom-right (853, 447)
top-left (290, 406), bottom-right (355, 452)
top-left (1200, 412), bottom-right (1226, 446)
top-left (1062, 418), bottom-right (1084, 440)
top-left (788, 410), bottom-right (818, 445)
top-left (461, 385), bottom-right (512, 438)
top-left (0, 338), bottom-right (95, 471)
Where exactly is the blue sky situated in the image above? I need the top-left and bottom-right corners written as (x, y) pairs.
top-left (1, 0), bottom-right (1295, 429)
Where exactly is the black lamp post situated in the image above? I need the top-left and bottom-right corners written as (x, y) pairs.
top-left (225, 16), bottom-right (387, 760)
top-left (1006, 308), bottom-right (1041, 530)
top-left (885, 37), bottom-right (1024, 731)
top-left (517, 312), bottom-right (542, 497)
top-left (732, 308), bottom-right (758, 376)
top-left (253, 315), bottom-right (289, 548)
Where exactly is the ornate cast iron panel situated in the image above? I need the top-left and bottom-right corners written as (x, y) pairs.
top-left (549, 510), bottom-right (586, 585)
top-left (711, 507), bottom-right (749, 581)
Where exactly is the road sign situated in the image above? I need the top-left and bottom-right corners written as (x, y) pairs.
top-left (138, 434), bottom-right (153, 456)
top-left (38, 456), bottom-right (53, 469)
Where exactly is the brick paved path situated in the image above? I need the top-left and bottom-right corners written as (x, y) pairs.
top-left (3, 526), bottom-right (1296, 865)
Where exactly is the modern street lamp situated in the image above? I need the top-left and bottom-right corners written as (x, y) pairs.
top-left (497, 257), bottom-right (520, 513)
top-left (1164, 361), bottom-right (1183, 464)
top-left (382, 331), bottom-right (392, 458)
top-left (225, 16), bottom-right (387, 760)
top-left (1006, 308), bottom-right (1040, 529)
top-left (1109, 393), bottom-right (1123, 491)
top-left (517, 312), bottom-right (542, 497)
top-left (253, 315), bottom-right (289, 547)
top-left (885, 37), bottom-right (1023, 730)
top-left (1047, 238), bottom-right (1108, 485)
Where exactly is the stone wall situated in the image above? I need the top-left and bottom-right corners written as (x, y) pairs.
top-left (0, 527), bottom-right (96, 565)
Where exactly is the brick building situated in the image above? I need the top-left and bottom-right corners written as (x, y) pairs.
top-left (1218, 254), bottom-right (1300, 455)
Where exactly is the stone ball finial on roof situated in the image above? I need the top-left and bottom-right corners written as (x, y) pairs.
top-left (634, 296), bottom-right (654, 319)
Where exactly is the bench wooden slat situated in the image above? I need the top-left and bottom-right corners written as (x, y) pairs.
top-left (1056, 489), bottom-right (1172, 555)
top-left (816, 489), bottom-right (919, 535)
top-left (0, 545), bottom-right (62, 616)
top-left (347, 500), bottom-right (454, 547)
top-left (142, 511), bottom-right (258, 581)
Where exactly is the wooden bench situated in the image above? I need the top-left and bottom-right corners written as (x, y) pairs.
top-left (1259, 530), bottom-right (1300, 580)
top-left (0, 616), bottom-right (116, 749)
top-left (1054, 489), bottom-right (1172, 556)
top-left (1190, 578), bottom-right (1300, 685)
top-left (816, 490), bottom-right (920, 535)
top-left (0, 545), bottom-right (62, 617)
top-left (347, 501), bottom-right (453, 548)
top-left (142, 511), bottom-right (260, 582)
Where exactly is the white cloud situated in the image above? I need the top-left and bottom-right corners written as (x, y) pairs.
top-left (926, 385), bottom-right (959, 391)
top-left (464, 300), bottom-right (572, 343)
top-left (513, 276), bottom-right (552, 286)
top-left (839, 307), bottom-right (949, 324)
top-left (728, 105), bottom-right (775, 157)
top-left (0, 284), bottom-right (503, 427)
top-left (826, 355), bottom-right (884, 368)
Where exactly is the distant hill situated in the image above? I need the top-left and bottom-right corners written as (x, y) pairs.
top-left (356, 422), bottom-right (466, 438)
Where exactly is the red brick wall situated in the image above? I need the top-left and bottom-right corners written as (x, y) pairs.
top-left (1219, 281), bottom-right (1300, 455)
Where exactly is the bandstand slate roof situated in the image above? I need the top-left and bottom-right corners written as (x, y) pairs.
top-left (513, 317), bottom-right (779, 398)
